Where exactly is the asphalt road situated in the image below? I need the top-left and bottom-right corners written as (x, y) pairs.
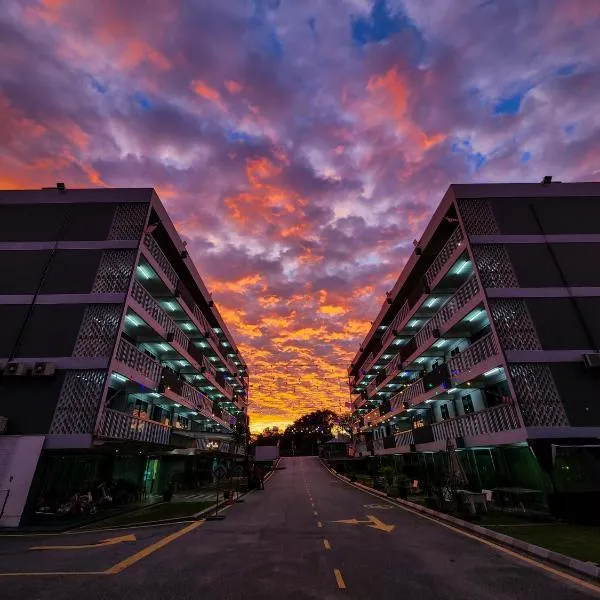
top-left (0, 456), bottom-right (598, 599)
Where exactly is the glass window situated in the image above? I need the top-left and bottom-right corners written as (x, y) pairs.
top-left (440, 404), bottom-right (450, 420)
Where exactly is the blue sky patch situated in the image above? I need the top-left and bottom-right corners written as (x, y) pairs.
top-left (90, 78), bottom-right (107, 94)
top-left (493, 91), bottom-right (525, 115)
top-left (351, 0), bottom-right (408, 46)
top-left (556, 63), bottom-right (577, 76)
top-left (451, 138), bottom-right (488, 172)
top-left (133, 92), bottom-right (152, 111)
top-left (520, 151), bottom-right (532, 163)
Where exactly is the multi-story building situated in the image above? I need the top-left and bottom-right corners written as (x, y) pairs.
top-left (348, 181), bottom-right (600, 502)
top-left (0, 185), bottom-right (249, 526)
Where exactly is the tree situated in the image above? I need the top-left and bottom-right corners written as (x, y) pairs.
top-left (280, 410), bottom-right (337, 456)
top-left (334, 413), bottom-right (355, 437)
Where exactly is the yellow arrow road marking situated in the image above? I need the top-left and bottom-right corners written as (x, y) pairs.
top-left (332, 518), bottom-right (361, 526)
top-left (31, 534), bottom-right (136, 551)
top-left (331, 515), bottom-right (395, 533)
top-left (365, 515), bottom-right (395, 533)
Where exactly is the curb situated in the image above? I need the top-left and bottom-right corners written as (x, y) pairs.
top-left (323, 463), bottom-right (600, 581)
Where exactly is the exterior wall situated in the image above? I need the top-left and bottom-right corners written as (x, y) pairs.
top-left (458, 189), bottom-right (600, 433)
top-left (487, 196), bottom-right (600, 236)
top-left (0, 435), bottom-right (45, 527)
top-left (0, 191), bottom-right (153, 445)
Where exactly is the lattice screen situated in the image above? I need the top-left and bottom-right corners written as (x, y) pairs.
top-left (49, 370), bottom-right (107, 434)
top-left (509, 364), bottom-right (569, 427)
top-left (472, 245), bottom-right (519, 287)
top-left (457, 198), bottom-right (500, 235)
top-left (489, 299), bottom-right (542, 351)
top-left (92, 250), bottom-right (137, 293)
top-left (72, 304), bottom-right (122, 357)
top-left (108, 203), bottom-right (148, 240)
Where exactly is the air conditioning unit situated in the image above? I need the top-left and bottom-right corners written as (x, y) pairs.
top-left (583, 353), bottom-right (600, 369)
top-left (3, 362), bottom-right (27, 376)
top-left (32, 362), bottom-right (56, 377)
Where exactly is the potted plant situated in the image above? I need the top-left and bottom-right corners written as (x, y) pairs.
top-left (381, 466), bottom-right (395, 495)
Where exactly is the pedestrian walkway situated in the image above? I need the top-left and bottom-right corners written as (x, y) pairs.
top-left (172, 491), bottom-right (216, 502)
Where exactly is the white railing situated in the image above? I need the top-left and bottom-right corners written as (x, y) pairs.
top-left (131, 281), bottom-right (189, 348)
top-left (414, 273), bottom-right (481, 351)
top-left (390, 377), bottom-right (425, 410)
top-left (448, 332), bottom-right (499, 377)
top-left (432, 403), bottom-right (521, 442)
top-left (115, 338), bottom-right (162, 383)
top-left (143, 235), bottom-right (178, 287)
top-left (191, 305), bottom-right (238, 375)
top-left (424, 227), bottom-right (465, 288)
top-left (379, 300), bottom-right (410, 356)
top-left (180, 380), bottom-right (213, 413)
top-left (202, 355), bottom-right (217, 378)
top-left (101, 408), bottom-right (171, 445)
top-left (384, 353), bottom-right (403, 379)
top-left (394, 429), bottom-right (414, 448)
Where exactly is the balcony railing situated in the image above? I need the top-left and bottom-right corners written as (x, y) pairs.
top-left (414, 273), bottom-right (481, 351)
top-left (131, 280), bottom-right (189, 349)
top-left (432, 403), bottom-right (521, 442)
top-left (143, 235), bottom-right (178, 287)
top-left (394, 429), bottom-right (414, 448)
top-left (424, 227), bottom-right (464, 288)
top-left (116, 338), bottom-right (162, 383)
top-left (390, 377), bottom-right (425, 410)
top-left (180, 379), bottom-right (213, 413)
top-left (100, 408), bottom-right (171, 445)
top-left (448, 332), bottom-right (498, 377)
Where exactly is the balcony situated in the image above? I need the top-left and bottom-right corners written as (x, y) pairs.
top-left (143, 234), bottom-right (178, 288)
top-left (447, 332), bottom-right (499, 378)
top-left (390, 377), bottom-right (425, 411)
top-left (431, 403), bottom-right (521, 442)
top-left (394, 429), bottom-right (414, 448)
top-left (413, 274), bottom-right (481, 352)
top-left (131, 280), bottom-right (189, 349)
top-left (424, 227), bottom-right (464, 288)
top-left (100, 408), bottom-right (171, 445)
top-left (180, 379), bottom-right (213, 414)
top-left (115, 338), bottom-right (162, 384)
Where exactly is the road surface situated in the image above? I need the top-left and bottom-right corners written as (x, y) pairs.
top-left (0, 456), bottom-right (598, 599)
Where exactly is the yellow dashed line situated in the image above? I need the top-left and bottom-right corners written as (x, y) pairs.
top-left (323, 539), bottom-right (331, 551)
top-left (334, 569), bottom-right (346, 589)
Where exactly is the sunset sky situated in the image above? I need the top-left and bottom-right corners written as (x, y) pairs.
top-left (2, 0), bottom-right (599, 432)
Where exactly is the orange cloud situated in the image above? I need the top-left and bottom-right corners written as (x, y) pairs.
top-left (211, 274), bottom-right (268, 294)
top-left (225, 80), bottom-right (243, 94)
top-left (191, 80), bottom-right (225, 110)
top-left (364, 66), bottom-right (446, 157)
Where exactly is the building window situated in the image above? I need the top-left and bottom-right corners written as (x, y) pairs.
top-left (440, 404), bottom-right (450, 420)
top-left (462, 394), bottom-right (474, 414)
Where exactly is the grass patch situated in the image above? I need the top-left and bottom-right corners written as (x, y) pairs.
top-left (484, 523), bottom-right (600, 564)
top-left (86, 501), bottom-right (214, 529)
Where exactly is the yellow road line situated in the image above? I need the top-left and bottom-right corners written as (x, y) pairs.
top-left (328, 469), bottom-right (600, 595)
top-left (323, 539), bottom-right (331, 551)
top-left (0, 571), bottom-right (106, 577)
top-left (334, 568), bottom-right (346, 589)
top-left (317, 521), bottom-right (323, 528)
top-left (311, 502), bottom-right (315, 508)
top-left (313, 511), bottom-right (318, 516)
top-left (105, 520), bottom-right (203, 574)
